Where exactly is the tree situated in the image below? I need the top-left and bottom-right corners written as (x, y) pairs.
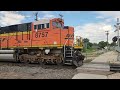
top-left (110, 42), bottom-right (116, 46)
top-left (83, 38), bottom-right (89, 43)
top-left (83, 38), bottom-right (93, 49)
top-left (98, 41), bottom-right (108, 49)
top-left (88, 42), bottom-right (93, 47)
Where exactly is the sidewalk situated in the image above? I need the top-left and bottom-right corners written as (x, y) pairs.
top-left (72, 51), bottom-right (119, 79)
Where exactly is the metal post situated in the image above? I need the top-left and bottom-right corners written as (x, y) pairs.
top-left (114, 18), bottom-right (120, 61)
top-left (117, 18), bottom-right (120, 61)
top-left (105, 31), bottom-right (109, 51)
top-left (117, 18), bottom-right (120, 48)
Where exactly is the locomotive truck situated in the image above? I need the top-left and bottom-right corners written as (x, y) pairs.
top-left (0, 18), bottom-right (85, 67)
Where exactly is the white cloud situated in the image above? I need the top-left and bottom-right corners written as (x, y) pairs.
top-left (25, 15), bottom-right (31, 18)
top-left (43, 14), bottom-right (56, 19)
top-left (96, 11), bottom-right (120, 18)
top-left (96, 16), bottom-right (104, 19)
top-left (0, 11), bottom-right (25, 26)
top-left (74, 22), bottom-right (115, 43)
top-left (95, 11), bottom-right (120, 22)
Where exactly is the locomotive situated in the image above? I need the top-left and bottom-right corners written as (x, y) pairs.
top-left (0, 18), bottom-right (85, 67)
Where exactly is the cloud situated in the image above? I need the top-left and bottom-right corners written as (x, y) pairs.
top-left (96, 16), bottom-right (104, 19)
top-left (31, 11), bottom-right (56, 20)
top-left (74, 22), bottom-right (115, 43)
top-left (43, 14), bottom-right (56, 19)
top-left (0, 11), bottom-right (25, 26)
top-left (25, 15), bottom-right (31, 18)
top-left (96, 11), bottom-right (120, 18)
top-left (95, 11), bottom-right (120, 22)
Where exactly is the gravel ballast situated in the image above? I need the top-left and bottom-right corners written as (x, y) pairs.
top-left (0, 62), bottom-right (77, 79)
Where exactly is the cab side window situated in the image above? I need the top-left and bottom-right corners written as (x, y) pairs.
top-left (38, 24), bottom-right (42, 29)
top-left (34, 25), bottom-right (38, 29)
top-left (41, 24), bottom-right (44, 29)
top-left (52, 22), bottom-right (57, 27)
top-left (34, 23), bottom-right (49, 30)
top-left (46, 23), bottom-right (49, 28)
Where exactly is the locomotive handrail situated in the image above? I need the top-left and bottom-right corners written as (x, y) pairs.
top-left (64, 39), bottom-right (69, 58)
top-left (63, 38), bottom-right (74, 58)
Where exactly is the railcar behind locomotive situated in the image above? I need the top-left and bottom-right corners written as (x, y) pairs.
top-left (0, 18), bottom-right (85, 67)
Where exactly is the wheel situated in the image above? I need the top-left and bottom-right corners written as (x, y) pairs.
top-left (19, 56), bottom-right (24, 63)
top-left (56, 59), bottom-right (62, 66)
top-left (25, 59), bottom-right (31, 64)
top-left (38, 59), bottom-right (43, 65)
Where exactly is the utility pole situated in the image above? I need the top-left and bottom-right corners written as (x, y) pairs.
top-left (105, 31), bottom-right (109, 51)
top-left (114, 18), bottom-right (120, 61)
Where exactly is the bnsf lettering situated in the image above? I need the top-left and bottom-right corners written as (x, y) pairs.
top-left (35, 32), bottom-right (48, 38)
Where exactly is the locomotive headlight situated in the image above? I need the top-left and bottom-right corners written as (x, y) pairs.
top-left (54, 41), bottom-right (57, 44)
top-left (45, 49), bottom-right (50, 54)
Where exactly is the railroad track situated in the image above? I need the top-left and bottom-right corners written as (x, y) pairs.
top-left (0, 61), bottom-right (76, 70)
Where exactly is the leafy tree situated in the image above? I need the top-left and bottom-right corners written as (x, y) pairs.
top-left (98, 41), bottom-right (108, 49)
top-left (110, 42), bottom-right (116, 46)
top-left (83, 38), bottom-right (93, 49)
top-left (83, 38), bottom-right (89, 43)
top-left (88, 42), bottom-right (93, 47)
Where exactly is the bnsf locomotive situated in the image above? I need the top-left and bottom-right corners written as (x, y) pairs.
top-left (0, 18), bottom-right (84, 67)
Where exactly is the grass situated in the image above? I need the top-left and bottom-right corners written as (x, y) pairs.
top-left (82, 48), bottom-right (102, 63)
top-left (83, 48), bottom-right (96, 53)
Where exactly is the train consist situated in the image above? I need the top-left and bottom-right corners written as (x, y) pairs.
top-left (0, 18), bottom-right (85, 67)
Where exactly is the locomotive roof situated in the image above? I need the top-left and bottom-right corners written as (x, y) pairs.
top-left (0, 18), bottom-right (63, 28)
top-left (0, 22), bottom-right (32, 28)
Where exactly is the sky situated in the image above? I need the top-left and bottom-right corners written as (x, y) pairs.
top-left (0, 11), bottom-right (120, 43)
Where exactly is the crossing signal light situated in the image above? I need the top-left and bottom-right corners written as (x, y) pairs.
top-left (112, 36), bottom-right (118, 42)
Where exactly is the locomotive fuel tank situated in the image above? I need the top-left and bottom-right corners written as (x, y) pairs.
top-left (0, 50), bottom-right (15, 61)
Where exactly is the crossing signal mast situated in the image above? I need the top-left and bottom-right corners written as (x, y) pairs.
top-left (114, 18), bottom-right (120, 61)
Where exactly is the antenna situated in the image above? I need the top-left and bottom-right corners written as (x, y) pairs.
top-left (33, 11), bottom-right (38, 21)
top-left (59, 14), bottom-right (63, 19)
top-left (34, 12), bottom-right (38, 21)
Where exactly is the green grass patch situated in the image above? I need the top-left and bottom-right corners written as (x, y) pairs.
top-left (83, 48), bottom-right (96, 53)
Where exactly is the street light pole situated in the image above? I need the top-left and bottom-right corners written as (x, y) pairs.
top-left (105, 31), bottom-right (109, 51)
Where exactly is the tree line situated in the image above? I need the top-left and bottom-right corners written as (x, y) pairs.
top-left (83, 38), bottom-right (116, 50)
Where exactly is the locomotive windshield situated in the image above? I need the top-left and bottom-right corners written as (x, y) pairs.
top-left (52, 21), bottom-right (63, 29)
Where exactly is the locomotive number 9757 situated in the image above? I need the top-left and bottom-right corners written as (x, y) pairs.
top-left (35, 32), bottom-right (48, 38)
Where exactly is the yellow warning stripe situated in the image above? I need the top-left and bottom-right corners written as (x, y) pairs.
top-left (1, 45), bottom-right (83, 49)
top-left (0, 31), bottom-right (32, 36)
top-left (0, 44), bottom-right (64, 48)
